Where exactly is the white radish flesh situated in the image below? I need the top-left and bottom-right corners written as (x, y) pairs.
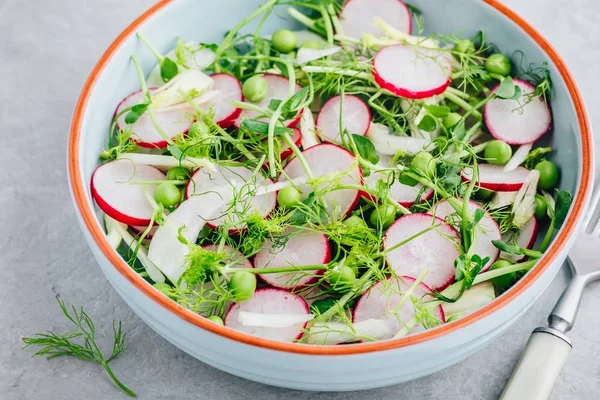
top-left (186, 163), bottom-right (276, 231)
top-left (210, 73), bottom-right (243, 127)
top-left (306, 319), bottom-right (391, 345)
top-left (225, 288), bottom-right (310, 341)
top-left (316, 95), bottom-right (371, 144)
top-left (237, 311), bottom-right (314, 328)
top-left (431, 199), bottom-right (501, 271)
top-left (234, 74), bottom-right (303, 128)
top-left (299, 108), bottom-right (320, 149)
top-left (462, 164), bottom-right (530, 192)
top-left (91, 160), bottom-right (165, 226)
top-left (484, 79), bottom-right (552, 145)
top-left (254, 229), bottom-right (330, 289)
top-left (504, 143), bottom-right (533, 172)
top-left (384, 214), bottom-right (460, 290)
top-left (353, 276), bottom-right (445, 339)
top-left (151, 70), bottom-right (214, 108)
top-left (373, 45), bottom-right (452, 99)
top-left (501, 217), bottom-right (538, 262)
top-left (339, 0), bottom-right (412, 40)
top-left (366, 123), bottom-right (428, 155)
top-left (278, 143), bottom-right (362, 218)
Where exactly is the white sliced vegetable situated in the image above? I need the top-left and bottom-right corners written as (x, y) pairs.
top-left (306, 319), bottom-right (391, 345)
top-left (104, 215), bottom-right (123, 249)
top-left (147, 40), bottom-right (216, 87)
top-left (118, 153), bottom-right (215, 170)
top-left (339, 0), bottom-right (412, 40)
top-left (151, 70), bottom-right (214, 108)
top-left (489, 191), bottom-right (518, 210)
top-left (297, 46), bottom-right (342, 65)
top-left (300, 108), bottom-right (320, 149)
top-left (237, 311), bottom-right (314, 328)
top-left (442, 281), bottom-right (495, 320)
top-left (105, 215), bottom-right (165, 284)
top-left (504, 143), bottom-right (533, 172)
top-left (512, 169), bottom-right (540, 229)
top-left (366, 123), bottom-right (428, 155)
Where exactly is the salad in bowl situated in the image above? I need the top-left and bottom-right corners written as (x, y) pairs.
top-left (90, 0), bottom-right (573, 346)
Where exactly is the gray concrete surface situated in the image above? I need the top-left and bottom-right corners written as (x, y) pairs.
top-left (2, 0), bottom-right (600, 399)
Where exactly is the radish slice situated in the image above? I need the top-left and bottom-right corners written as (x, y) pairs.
top-left (278, 143), bottom-right (363, 218)
top-left (91, 160), bottom-right (165, 226)
top-left (225, 288), bottom-right (310, 341)
top-left (366, 123), bottom-right (428, 155)
top-left (431, 199), bottom-right (501, 271)
top-left (186, 163), bottom-right (276, 232)
top-left (237, 311), bottom-right (314, 328)
top-left (384, 214), bottom-right (460, 290)
top-left (339, 0), bottom-right (412, 40)
top-left (210, 73), bottom-right (243, 128)
top-left (234, 74), bottom-right (303, 128)
top-left (503, 143), bottom-right (533, 172)
top-left (353, 276), bottom-right (445, 339)
top-left (203, 244), bottom-right (252, 269)
top-left (363, 154), bottom-right (433, 207)
top-left (484, 79), bottom-right (552, 145)
top-left (306, 319), bottom-right (391, 345)
top-left (299, 108), bottom-right (320, 149)
top-left (151, 70), bottom-right (214, 108)
top-left (373, 45), bottom-right (452, 100)
top-left (501, 217), bottom-right (539, 262)
top-left (116, 89), bottom-right (192, 148)
top-left (316, 95), bottom-right (371, 144)
top-left (254, 229), bottom-right (330, 289)
top-left (462, 164), bottom-right (531, 192)
top-left (279, 128), bottom-right (302, 160)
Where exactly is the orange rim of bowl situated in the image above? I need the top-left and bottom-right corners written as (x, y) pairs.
top-left (68, 0), bottom-right (593, 355)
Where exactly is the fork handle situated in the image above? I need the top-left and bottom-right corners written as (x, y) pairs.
top-left (500, 328), bottom-right (572, 400)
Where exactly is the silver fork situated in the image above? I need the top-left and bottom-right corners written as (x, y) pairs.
top-left (500, 189), bottom-right (600, 400)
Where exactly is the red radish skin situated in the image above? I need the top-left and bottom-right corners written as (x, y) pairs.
top-left (373, 45), bottom-right (452, 100)
top-left (279, 128), bottom-right (302, 160)
top-left (353, 276), bottom-right (445, 339)
top-left (430, 199), bottom-right (501, 271)
top-left (254, 229), bottom-right (330, 289)
top-left (186, 163), bottom-right (276, 232)
top-left (339, 0), bottom-right (412, 40)
top-left (115, 89), bottom-right (192, 149)
top-left (501, 217), bottom-right (539, 262)
top-left (210, 73), bottom-right (243, 128)
top-left (234, 74), bottom-right (303, 128)
top-left (91, 160), bottom-right (165, 226)
top-left (384, 214), bottom-right (460, 291)
top-left (278, 143), bottom-right (363, 218)
top-left (484, 79), bottom-right (552, 145)
top-left (203, 244), bottom-right (253, 269)
top-left (316, 95), bottom-right (371, 144)
top-left (225, 288), bottom-right (310, 341)
top-left (462, 164), bottom-right (530, 191)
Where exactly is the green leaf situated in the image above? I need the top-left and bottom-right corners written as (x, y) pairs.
top-left (495, 77), bottom-right (518, 99)
top-left (398, 173), bottom-right (418, 187)
top-left (451, 119), bottom-right (467, 141)
top-left (472, 208), bottom-right (485, 226)
top-left (124, 103), bottom-right (148, 124)
top-left (417, 115), bottom-right (437, 132)
top-left (282, 87), bottom-right (309, 117)
top-left (522, 147), bottom-right (552, 169)
top-left (160, 57), bottom-right (179, 82)
top-left (241, 120), bottom-right (293, 136)
top-left (405, 4), bottom-right (423, 16)
top-left (491, 239), bottom-right (523, 255)
top-left (510, 85), bottom-right (522, 100)
top-left (268, 99), bottom-right (282, 112)
top-left (553, 190), bottom-right (573, 230)
top-left (167, 144), bottom-right (183, 159)
top-left (424, 105), bottom-right (450, 118)
top-left (351, 134), bottom-right (380, 165)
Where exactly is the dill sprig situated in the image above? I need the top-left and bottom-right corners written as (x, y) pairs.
top-left (21, 297), bottom-right (136, 397)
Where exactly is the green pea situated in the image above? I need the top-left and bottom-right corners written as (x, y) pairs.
top-left (443, 112), bottom-right (462, 129)
top-left (189, 121), bottom-right (210, 137)
top-left (369, 204), bottom-right (397, 229)
top-left (206, 315), bottom-right (224, 325)
top-left (490, 260), bottom-right (515, 291)
top-left (535, 160), bottom-right (559, 190)
top-left (228, 271), bottom-right (256, 302)
top-left (310, 297), bottom-right (338, 315)
top-left (301, 40), bottom-right (323, 49)
top-left (271, 29), bottom-right (298, 53)
top-left (484, 140), bottom-right (512, 165)
top-left (454, 39), bottom-right (475, 55)
top-left (343, 215), bottom-right (367, 229)
top-left (242, 75), bottom-right (268, 103)
top-left (277, 186), bottom-right (301, 208)
top-left (485, 53), bottom-right (511, 77)
top-left (166, 166), bottom-right (188, 181)
top-left (328, 265), bottom-right (356, 287)
top-left (410, 152), bottom-right (436, 177)
top-left (154, 182), bottom-right (182, 207)
top-left (534, 194), bottom-right (547, 220)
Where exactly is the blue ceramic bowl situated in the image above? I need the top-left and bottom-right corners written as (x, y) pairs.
top-left (68, 0), bottom-right (594, 390)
